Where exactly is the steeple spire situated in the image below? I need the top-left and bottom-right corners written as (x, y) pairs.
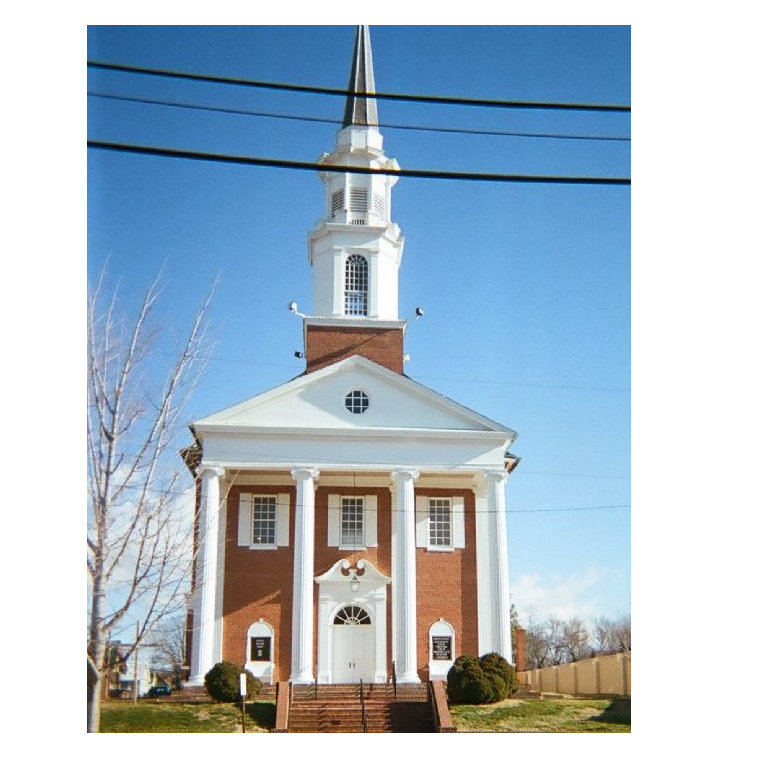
top-left (342, 25), bottom-right (379, 128)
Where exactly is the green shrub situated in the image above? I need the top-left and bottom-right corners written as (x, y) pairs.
top-left (447, 656), bottom-right (494, 704)
top-left (480, 652), bottom-right (518, 697)
top-left (447, 653), bottom-right (517, 704)
top-left (203, 661), bottom-right (262, 703)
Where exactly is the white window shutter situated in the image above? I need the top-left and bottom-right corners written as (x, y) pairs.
top-left (452, 496), bottom-right (465, 549)
top-left (238, 493), bottom-right (252, 546)
top-left (415, 496), bottom-right (428, 548)
top-left (328, 494), bottom-right (341, 547)
top-left (276, 493), bottom-right (290, 547)
top-left (364, 495), bottom-right (378, 547)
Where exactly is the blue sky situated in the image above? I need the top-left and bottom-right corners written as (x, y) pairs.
top-left (87, 25), bottom-right (630, 629)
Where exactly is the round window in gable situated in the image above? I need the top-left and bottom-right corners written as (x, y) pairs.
top-left (345, 389), bottom-right (369, 414)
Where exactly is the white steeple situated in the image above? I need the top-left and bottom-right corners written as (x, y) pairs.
top-left (307, 25), bottom-right (404, 323)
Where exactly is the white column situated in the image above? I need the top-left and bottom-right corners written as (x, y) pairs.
top-left (290, 467), bottom-right (319, 683)
top-left (485, 470), bottom-right (513, 663)
top-left (474, 485), bottom-right (493, 656)
top-left (391, 468), bottom-right (420, 684)
top-left (188, 465), bottom-right (224, 686)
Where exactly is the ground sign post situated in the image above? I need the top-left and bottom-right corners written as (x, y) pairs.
top-left (240, 673), bottom-right (247, 733)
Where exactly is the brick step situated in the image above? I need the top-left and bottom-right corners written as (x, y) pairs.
top-left (292, 684), bottom-right (427, 702)
top-left (288, 700), bottom-right (435, 733)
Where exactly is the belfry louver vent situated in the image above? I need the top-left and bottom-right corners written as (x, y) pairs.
top-left (349, 187), bottom-right (368, 212)
top-left (331, 189), bottom-right (344, 217)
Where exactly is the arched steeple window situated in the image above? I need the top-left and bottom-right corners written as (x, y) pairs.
top-left (345, 254), bottom-right (368, 316)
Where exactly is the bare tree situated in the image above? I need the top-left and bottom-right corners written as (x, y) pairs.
top-left (593, 614), bottom-right (631, 654)
top-left (147, 614), bottom-right (188, 688)
top-left (87, 270), bottom-right (213, 732)
top-left (561, 616), bottom-right (592, 662)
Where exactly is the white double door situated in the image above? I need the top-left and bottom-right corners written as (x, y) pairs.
top-left (332, 624), bottom-right (375, 683)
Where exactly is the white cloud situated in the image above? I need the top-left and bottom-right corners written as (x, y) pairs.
top-left (510, 567), bottom-right (609, 623)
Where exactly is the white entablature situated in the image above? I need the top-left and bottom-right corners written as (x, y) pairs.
top-left (190, 356), bottom-right (517, 473)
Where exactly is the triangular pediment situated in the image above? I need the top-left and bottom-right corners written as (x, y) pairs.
top-left (193, 355), bottom-right (514, 435)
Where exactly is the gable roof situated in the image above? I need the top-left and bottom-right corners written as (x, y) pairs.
top-left (192, 355), bottom-right (516, 437)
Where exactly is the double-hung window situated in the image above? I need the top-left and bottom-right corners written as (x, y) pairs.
top-left (428, 498), bottom-right (452, 547)
top-left (252, 496), bottom-right (276, 545)
top-left (340, 497), bottom-right (365, 549)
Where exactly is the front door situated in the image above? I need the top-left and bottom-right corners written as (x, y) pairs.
top-left (331, 605), bottom-right (375, 683)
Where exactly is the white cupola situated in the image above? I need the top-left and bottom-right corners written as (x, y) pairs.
top-left (307, 25), bottom-right (405, 323)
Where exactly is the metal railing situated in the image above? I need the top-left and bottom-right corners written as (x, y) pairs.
top-left (359, 679), bottom-right (367, 733)
top-left (391, 660), bottom-right (397, 700)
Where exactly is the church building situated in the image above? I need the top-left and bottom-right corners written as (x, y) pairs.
top-left (184, 26), bottom-right (518, 688)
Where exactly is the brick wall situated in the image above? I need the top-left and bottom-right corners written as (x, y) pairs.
top-left (220, 484), bottom-right (296, 682)
top-left (415, 489), bottom-right (478, 680)
top-left (313, 486), bottom-right (394, 672)
top-left (305, 324), bottom-right (404, 373)
top-left (219, 484), bottom-right (478, 682)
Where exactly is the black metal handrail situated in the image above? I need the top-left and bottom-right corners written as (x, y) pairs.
top-left (359, 678), bottom-right (367, 733)
top-left (391, 660), bottom-right (397, 700)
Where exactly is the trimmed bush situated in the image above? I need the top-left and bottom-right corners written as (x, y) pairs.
top-left (204, 661), bottom-right (262, 703)
top-left (480, 652), bottom-right (518, 697)
top-left (447, 656), bottom-right (495, 704)
top-left (446, 653), bottom-right (517, 704)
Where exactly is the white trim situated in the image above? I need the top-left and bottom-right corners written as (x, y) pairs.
top-left (339, 495), bottom-right (366, 549)
top-left (452, 496), bottom-right (466, 549)
top-left (237, 493), bottom-right (289, 548)
top-left (415, 496), bottom-right (428, 548)
top-left (328, 494), bottom-right (341, 547)
top-left (238, 493), bottom-right (251, 546)
top-left (364, 494), bottom-right (378, 547)
top-left (245, 620), bottom-right (275, 684)
top-left (197, 424), bottom-right (512, 442)
top-left (428, 619), bottom-right (456, 681)
top-left (220, 472), bottom-right (493, 489)
top-left (276, 492), bottom-right (290, 547)
top-left (426, 497), bottom-right (452, 550)
top-left (315, 559), bottom-right (391, 684)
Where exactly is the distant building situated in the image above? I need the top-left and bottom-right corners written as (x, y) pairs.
top-left (104, 642), bottom-right (153, 698)
top-left (184, 26), bottom-right (518, 687)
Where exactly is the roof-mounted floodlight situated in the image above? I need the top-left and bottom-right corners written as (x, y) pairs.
top-left (288, 301), bottom-right (307, 318)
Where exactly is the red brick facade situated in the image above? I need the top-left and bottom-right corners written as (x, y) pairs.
top-left (415, 489), bottom-right (478, 681)
top-left (218, 483), bottom-right (478, 682)
top-left (305, 324), bottom-right (404, 374)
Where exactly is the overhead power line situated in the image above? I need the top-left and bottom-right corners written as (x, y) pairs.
top-left (87, 140), bottom-right (631, 186)
top-left (88, 91), bottom-right (631, 143)
top-left (107, 479), bottom-right (629, 515)
top-left (151, 350), bottom-right (629, 392)
top-left (87, 60), bottom-right (631, 114)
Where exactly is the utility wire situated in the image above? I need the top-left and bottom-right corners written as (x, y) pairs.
top-left (87, 60), bottom-right (631, 114)
top-left (87, 140), bottom-right (631, 186)
top-left (101, 479), bottom-right (629, 514)
top-left (88, 90), bottom-right (631, 143)
top-left (150, 350), bottom-right (629, 392)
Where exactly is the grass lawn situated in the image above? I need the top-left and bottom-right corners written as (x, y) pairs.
top-left (450, 696), bottom-right (631, 733)
top-left (100, 699), bottom-right (276, 733)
